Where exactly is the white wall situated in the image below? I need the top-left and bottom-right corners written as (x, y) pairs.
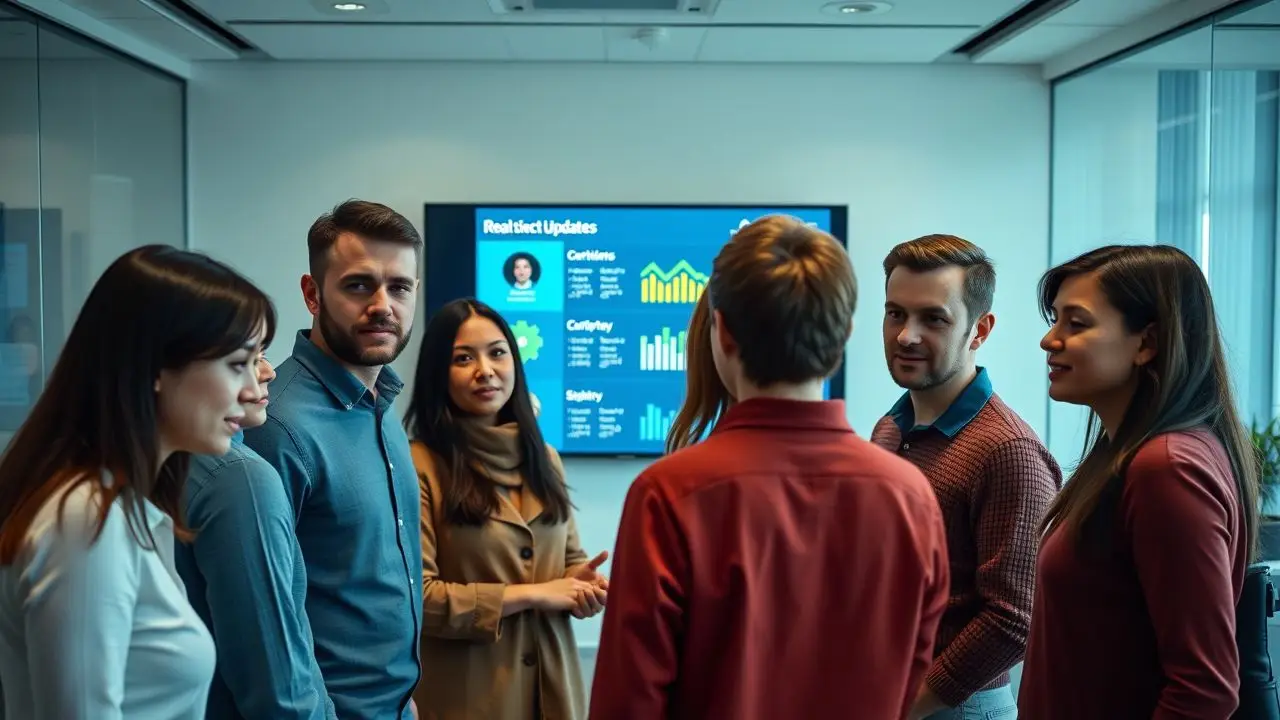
top-left (1047, 67), bottom-right (1160, 467)
top-left (188, 60), bottom-right (1052, 645)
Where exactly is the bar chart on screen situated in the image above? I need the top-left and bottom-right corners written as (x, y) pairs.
top-left (640, 326), bottom-right (686, 371)
top-left (639, 403), bottom-right (678, 443)
top-left (455, 203), bottom-right (843, 455)
top-left (639, 260), bottom-right (708, 304)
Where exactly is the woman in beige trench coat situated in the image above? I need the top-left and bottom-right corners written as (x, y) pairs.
top-left (403, 299), bottom-right (609, 720)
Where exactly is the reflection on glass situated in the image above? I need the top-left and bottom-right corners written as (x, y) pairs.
top-left (0, 7), bottom-right (186, 450)
top-left (1048, 0), bottom-right (1280, 466)
top-left (0, 6), bottom-right (41, 442)
top-left (1207, 4), bottom-right (1279, 428)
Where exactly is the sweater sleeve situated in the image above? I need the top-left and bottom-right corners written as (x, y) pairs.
top-left (1123, 434), bottom-right (1242, 720)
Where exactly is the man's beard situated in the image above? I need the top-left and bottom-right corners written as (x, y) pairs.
top-left (317, 303), bottom-right (410, 367)
top-left (890, 350), bottom-right (966, 392)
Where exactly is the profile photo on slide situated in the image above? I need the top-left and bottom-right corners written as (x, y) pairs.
top-left (504, 252), bottom-right (540, 291)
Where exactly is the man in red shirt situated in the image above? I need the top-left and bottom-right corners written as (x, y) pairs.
top-left (871, 235), bottom-right (1062, 719)
top-left (589, 215), bottom-right (951, 720)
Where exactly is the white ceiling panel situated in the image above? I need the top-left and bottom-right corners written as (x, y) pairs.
top-left (503, 25), bottom-right (605, 61)
top-left (1039, 0), bottom-right (1174, 27)
top-left (57, 0), bottom-right (156, 20)
top-left (233, 23), bottom-right (514, 61)
top-left (115, 17), bottom-right (237, 59)
top-left (695, 0), bottom-right (1026, 26)
top-left (605, 25), bottom-right (705, 62)
top-left (188, 0), bottom-right (474, 23)
top-left (696, 26), bottom-right (975, 63)
top-left (187, 0), bottom-right (1026, 26)
top-left (977, 25), bottom-right (1110, 64)
top-left (13, 0), bottom-right (1237, 67)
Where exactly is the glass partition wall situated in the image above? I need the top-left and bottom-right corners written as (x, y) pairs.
top-left (0, 2), bottom-right (186, 449)
top-left (1048, 0), bottom-right (1280, 470)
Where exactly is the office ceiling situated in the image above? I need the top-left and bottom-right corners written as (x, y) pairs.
top-left (8, 0), bottom-right (1202, 65)
top-left (1115, 0), bottom-right (1280, 70)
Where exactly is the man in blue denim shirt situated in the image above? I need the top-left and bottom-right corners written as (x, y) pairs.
top-left (177, 347), bottom-right (338, 720)
top-left (244, 200), bottom-right (424, 720)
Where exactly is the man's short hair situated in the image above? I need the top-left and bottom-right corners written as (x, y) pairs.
top-left (307, 200), bottom-right (422, 281)
top-left (882, 234), bottom-right (995, 324)
top-left (707, 215), bottom-right (856, 386)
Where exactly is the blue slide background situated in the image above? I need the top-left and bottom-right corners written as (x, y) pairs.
top-left (475, 206), bottom-right (834, 455)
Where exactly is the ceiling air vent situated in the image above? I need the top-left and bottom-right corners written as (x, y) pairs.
top-left (486, 0), bottom-right (721, 15)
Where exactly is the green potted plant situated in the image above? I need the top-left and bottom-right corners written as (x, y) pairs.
top-left (1254, 417), bottom-right (1280, 561)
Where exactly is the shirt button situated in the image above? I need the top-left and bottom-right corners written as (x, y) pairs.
top-left (398, 517), bottom-right (404, 527)
top-left (902, 442), bottom-right (911, 451)
top-left (522, 653), bottom-right (536, 667)
top-left (520, 547), bottom-right (533, 560)
top-left (389, 462), bottom-right (395, 471)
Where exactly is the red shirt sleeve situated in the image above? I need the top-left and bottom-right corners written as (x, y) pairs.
top-left (915, 499), bottom-right (951, 713)
top-left (588, 472), bottom-right (689, 720)
top-left (1122, 434), bottom-right (1242, 720)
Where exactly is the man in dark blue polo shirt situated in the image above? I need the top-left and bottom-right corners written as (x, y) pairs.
top-left (244, 199), bottom-right (423, 720)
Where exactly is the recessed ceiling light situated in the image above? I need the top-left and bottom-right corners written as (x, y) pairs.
top-left (333, 2), bottom-right (366, 10)
top-left (821, 1), bottom-right (893, 16)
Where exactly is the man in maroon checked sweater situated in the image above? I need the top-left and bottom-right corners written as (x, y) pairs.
top-left (871, 235), bottom-right (1062, 720)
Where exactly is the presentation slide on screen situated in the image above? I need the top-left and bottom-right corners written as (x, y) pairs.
top-left (475, 206), bottom-right (835, 455)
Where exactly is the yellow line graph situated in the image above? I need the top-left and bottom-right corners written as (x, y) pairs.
top-left (640, 260), bottom-right (708, 304)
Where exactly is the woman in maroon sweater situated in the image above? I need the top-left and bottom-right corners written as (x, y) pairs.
top-left (1019, 244), bottom-right (1260, 719)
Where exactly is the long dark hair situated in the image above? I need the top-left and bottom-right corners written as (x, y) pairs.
top-left (0, 245), bottom-right (276, 563)
top-left (1038, 244), bottom-right (1260, 558)
top-left (404, 298), bottom-right (570, 525)
top-left (666, 292), bottom-right (732, 453)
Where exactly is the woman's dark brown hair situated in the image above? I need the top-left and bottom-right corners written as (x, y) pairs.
top-left (666, 291), bottom-right (733, 453)
top-left (0, 245), bottom-right (276, 563)
top-left (1038, 244), bottom-right (1260, 559)
top-left (404, 298), bottom-right (571, 526)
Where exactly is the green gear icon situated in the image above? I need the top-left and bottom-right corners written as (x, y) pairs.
top-left (511, 320), bottom-right (544, 362)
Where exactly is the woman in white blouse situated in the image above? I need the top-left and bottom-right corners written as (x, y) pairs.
top-left (0, 245), bottom-right (277, 720)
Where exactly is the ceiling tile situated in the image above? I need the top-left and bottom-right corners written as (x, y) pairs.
top-left (1040, 0), bottom-right (1173, 27)
top-left (231, 23), bottom-right (513, 60)
top-left (117, 17), bottom-right (239, 59)
top-left (605, 25), bottom-right (705, 62)
top-left (503, 25), bottom-right (606, 60)
top-left (57, 0), bottom-right (157, 21)
top-left (696, 26), bottom-right (976, 63)
top-left (711, 0), bottom-right (1026, 26)
top-left (977, 25), bottom-right (1109, 64)
top-left (188, 0), bottom-right (1029, 26)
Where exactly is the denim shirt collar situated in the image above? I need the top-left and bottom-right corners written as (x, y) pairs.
top-left (290, 329), bottom-right (404, 410)
top-left (888, 366), bottom-right (993, 438)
